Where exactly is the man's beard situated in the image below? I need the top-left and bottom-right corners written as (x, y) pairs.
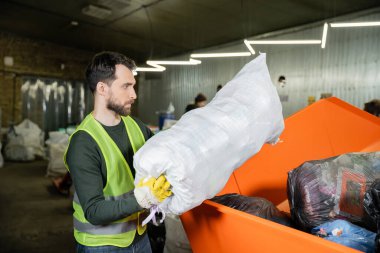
top-left (106, 98), bottom-right (131, 116)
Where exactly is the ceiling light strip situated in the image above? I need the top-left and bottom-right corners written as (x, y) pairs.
top-left (321, 23), bottom-right (328, 49)
top-left (330, 21), bottom-right (380, 27)
top-left (244, 40), bottom-right (256, 54)
top-left (146, 59), bottom-right (201, 65)
top-left (250, 40), bottom-right (321, 45)
top-left (191, 52), bottom-right (251, 58)
top-left (135, 67), bottom-right (165, 72)
top-left (137, 20), bottom-right (380, 73)
top-left (136, 59), bottom-right (201, 72)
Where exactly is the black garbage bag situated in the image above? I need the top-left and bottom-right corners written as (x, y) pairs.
top-left (363, 179), bottom-right (380, 252)
top-left (287, 151), bottom-right (380, 232)
top-left (212, 193), bottom-right (292, 227)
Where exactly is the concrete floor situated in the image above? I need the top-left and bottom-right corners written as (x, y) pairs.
top-left (0, 160), bottom-right (75, 253)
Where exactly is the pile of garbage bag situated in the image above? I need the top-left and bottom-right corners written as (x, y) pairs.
top-left (288, 152), bottom-right (380, 231)
top-left (211, 152), bottom-right (380, 252)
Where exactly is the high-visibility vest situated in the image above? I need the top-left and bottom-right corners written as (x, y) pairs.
top-left (64, 113), bottom-right (146, 247)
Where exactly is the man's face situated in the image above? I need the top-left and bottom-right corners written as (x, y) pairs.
top-left (106, 64), bottom-right (136, 116)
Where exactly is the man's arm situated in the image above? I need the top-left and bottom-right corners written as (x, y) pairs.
top-left (66, 131), bottom-right (143, 225)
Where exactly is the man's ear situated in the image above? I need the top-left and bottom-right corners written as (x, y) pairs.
top-left (96, 82), bottom-right (108, 96)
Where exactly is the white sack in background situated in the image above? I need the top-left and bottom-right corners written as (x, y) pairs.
top-left (134, 54), bottom-right (284, 215)
top-left (5, 119), bottom-right (45, 161)
top-left (5, 119), bottom-right (44, 161)
top-left (5, 145), bottom-right (35, 161)
top-left (14, 119), bottom-right (45, 157)
top-left (45, 131), bottom-right (69, 178)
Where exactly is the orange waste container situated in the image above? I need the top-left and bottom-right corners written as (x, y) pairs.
top-left (181, 97), bottom-right (380, 253)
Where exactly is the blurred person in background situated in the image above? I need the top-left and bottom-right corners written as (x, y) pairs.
top-left (364, 99), bottom-right (380, 117)
top-left (185, 93), bottom-right (207, 113)
top-left (278, 75), bottom-right (286, 88)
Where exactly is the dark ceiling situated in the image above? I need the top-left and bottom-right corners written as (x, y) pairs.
top-left (0, 0), bottom-right (380, 63)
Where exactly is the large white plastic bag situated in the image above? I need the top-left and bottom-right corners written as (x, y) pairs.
top-left (134, 54), bottom-right (284, 215)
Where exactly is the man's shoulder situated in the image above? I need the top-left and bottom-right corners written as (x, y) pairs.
top-left (129, 116), bottom-right (154, 140)
top-left (66, 130), bottom-right (100, 164)
top-left (129, 116), bottom-right (147, 129)
top-left (69, 130), bottom-right (96, 146)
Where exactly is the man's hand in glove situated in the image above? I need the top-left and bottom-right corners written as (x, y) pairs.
top-left (134, 175), bottom-right (172, 209)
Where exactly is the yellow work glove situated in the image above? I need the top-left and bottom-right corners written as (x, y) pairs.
top-left (134, 175), bottom-right (172, 209)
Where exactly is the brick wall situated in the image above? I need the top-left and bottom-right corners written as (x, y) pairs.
top-left (0, 31), bottom-right (94, 127)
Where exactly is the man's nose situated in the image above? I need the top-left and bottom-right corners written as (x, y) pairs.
top-left (130, 88), bottom-right (137, 100)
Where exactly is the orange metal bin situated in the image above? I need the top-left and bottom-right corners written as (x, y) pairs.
top-left (181, 97), bottom-right (380, 253)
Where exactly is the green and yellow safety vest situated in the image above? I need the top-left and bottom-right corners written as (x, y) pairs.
top-left (64, 113), bottom-right (146, 247)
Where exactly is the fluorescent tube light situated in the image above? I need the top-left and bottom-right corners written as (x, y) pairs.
top-left (244, 39), bottom-right (256, 54)
top-left (135, 67), bottom-right (165, 72)
top-left (191, 52), bottom-right (251, 58)
top-left (146, 59), bottom-right (201, 65)
top-left (330, 21), bottom-right (380, 27)
top-left (136, 58), bottom-right (200, 72)
top-left (250, 40), bottom-right (321, 45)
top-left (321, 23), bottom-right (328, 49)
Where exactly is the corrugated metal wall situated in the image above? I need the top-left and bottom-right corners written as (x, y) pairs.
top-left (137, 9), bottom-right (380, 124)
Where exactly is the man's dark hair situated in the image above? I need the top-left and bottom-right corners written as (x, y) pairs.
top-left (85, 51), bottom-right (136, 93)
top-left (278, 76), bottom-right (286, 82)
top-left (194, 93), bottom-right (207, 103)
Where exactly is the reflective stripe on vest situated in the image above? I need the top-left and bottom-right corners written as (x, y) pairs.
top-left (73, 191), bottom-right (135, 203)
top-left (64, 114), bottom-right (146, 247)
top-left (73, 218), bottom-right (137, 235)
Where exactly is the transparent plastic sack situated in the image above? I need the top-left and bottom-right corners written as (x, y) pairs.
top-left (134, 54), bottom-right (284, 214)
top-left (288, 151), bottom-right (380, 231)
top-left (312, 220), bottom-right (376, 253)
top-left (212, 193), bottom-right (292, 227)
